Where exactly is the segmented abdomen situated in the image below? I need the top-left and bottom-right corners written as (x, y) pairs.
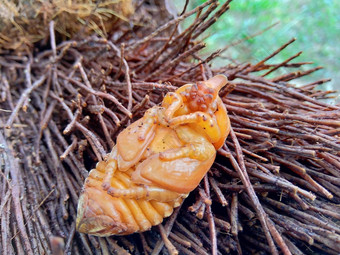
top-left (76, 159), bottom-right (183, 236)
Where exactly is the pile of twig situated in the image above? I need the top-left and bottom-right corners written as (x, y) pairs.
top-left (1, 1), bottom-right (339, 254)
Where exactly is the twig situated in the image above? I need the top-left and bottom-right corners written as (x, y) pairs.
top-left (107, 42), bottom-right (133, 111)
top-left (6, 75), bottom-right (47, 128)
top-left (126, 0), bottom-right (215, 51)
top-left (158, 224), bottom-right (178, 255)
top-left (203, 175), bottom-right (218, 255)
top-left (244, 38), bottom-right (296, 73)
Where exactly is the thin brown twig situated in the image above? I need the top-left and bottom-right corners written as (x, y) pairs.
top-left (5, 75), bottom-right (47, 128)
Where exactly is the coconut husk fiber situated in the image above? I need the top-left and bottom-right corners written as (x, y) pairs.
top-left (1, 1), bottom-right (340, 254)
top-left (0, 0), bottom-right (134, 53)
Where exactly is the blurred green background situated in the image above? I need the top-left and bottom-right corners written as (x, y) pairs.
top-left (174, 0), bottom-right (339, 103)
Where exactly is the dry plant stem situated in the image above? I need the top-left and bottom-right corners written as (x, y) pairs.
top-left (147, 42), bottom-right (206, 80)
top-left (158, 224), bottom-right (178, 255)
top-left (99, 238), bottom-right (109, 255)
top-left (266, 153), bottom-right (333, 199)
top-left (242, 235), bottom-right (271, 253)
top-left (50, 92), bottom-right (106, 160)
top-left (113, 44), bottom-right (124, 80)
top-left (263, 197), bottom-right (340, 234)
top-left (182, 2), bottom-right (217, 43)
top-left (319, 152), bottom-right (340, 170)
top-left (127, 0), bottom-right (215, 51)
top-left (221, 22), bottom-right (279, 54)
top-left (300, 78), bottom-right (332, 90)
top-left (193, 0), bottom-right (232, 39)
top-left (22, 61), bottom-right (33, 112)
top-left (141, 24), bottom-right (179, 74)
top-left (188, 197), bottom-right (204, 212)
top-left (245, 38), bottom-right (296, 73)
top-left (203, 175), bottom-right (218, 255)
top-left (106, 239), bottom-right (129, 255)
top-left (230, 193), bottom-right (238, 237)
top-left (172, 243), bottom-right (196, 255)
top-left (106, 81), bottom-right (177, 91)
top-left (219, 147), bottom-right (283, 253)
top-left (226, 104), bottom-right (340, 127)
top-left (246, 168), bottom-right (316, 200)
top-left (309, 205), bottom-right (340, 220)
top-left (13, 219), bottom-right (23, 255)
top-left (270, 209), bottom-right (316, 244)
top-left (262, 51), bottom-right (302, 77)
top-left (78, 234), bottom-right (93, 255)
top-left (43, 130), bottom-right (69, 220)
top-left (77, 62), bottom-right (114, 148)
top-left (113, 237), bottom-right (132, 255)
top-left (175, 221), bottom-right (204, 248)
top-left (209, 177), bottom-right (228, 206)
top-left (167, 49), bottom-right (220, 81)
top-left (169, 232), bottom-right (191, 248)
top-left (213, 217), bottom-right (231, 232)
top-left (63, 109), bottom-right (80, 135)
top-left (289, 192), bottom-right (309, 210)
top-left (5, 75), bottom-right (47, 128)
top-left (107, 42), bottom-right (132, 111)
top-left (222, 126), bottom-right (291, 255)
top-left (35, 100), bottom-right (57, 160)
top-left (1, 195), bottom-right (12, 254)
top-left (49, 21), bottom-right (57, 61)
top-left (0, 130), bottom-right (33, 254)
top-left (48, 120), bottom-right (87, 178)
top-left (60, 137), bottom-right (77, 160)
top-left (151, 206), bottom-right (182, 255)
top-left (64, 222), bottom-right (76, 254)
top-left (271, 66), bottom-right (323, 82)
top-left (139, 233), bottom-right (152, 254)
top-left (226, 141), bottom-right (268, 161)
top-left (57, 72), bottom-right (132, 117)
top-left (173, 229), bottom-right (208, 255)
top-left (266, 218), bottom-right (292, 255)
top-left (236, 74), bottom-right (338, 110)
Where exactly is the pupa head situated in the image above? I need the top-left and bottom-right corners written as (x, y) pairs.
top-left (183, 74), bottom-right (228, 112)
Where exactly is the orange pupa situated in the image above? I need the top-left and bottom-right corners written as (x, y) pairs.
top-left (76, 75), bottom-right (231, 236)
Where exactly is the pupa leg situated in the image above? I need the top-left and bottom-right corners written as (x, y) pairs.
top-left (159, 143), bottom-right (214, 161)
top-left (106, 185), bottom-right (184, 202)
top-left (100, 159), bottom-right (118, 191)
top-left (137, 107), bottom-right (163, 141)
top-left (169, 112), bottom-right (221, 143)
top-left (137, 93), bottom-right (185, 141)
top-left (137, 93), bottom-right (183, 140)
top-left (162, 92), bottom-right (183, 120)
top-left (159, 125), bottom-right (216, 161)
